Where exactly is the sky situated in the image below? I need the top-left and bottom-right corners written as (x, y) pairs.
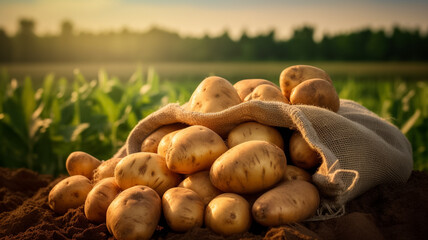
top-left (0, 0), bottom-right (428, 40)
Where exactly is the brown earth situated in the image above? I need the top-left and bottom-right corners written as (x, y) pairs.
top-left (1, 167), bottom-right (427, 240)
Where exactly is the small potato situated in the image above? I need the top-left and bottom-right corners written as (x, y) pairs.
top-left (157, 130), bottom-right (181, 158)
top-left (48, 175), bottom-right (92, 214)
top-left (84, 177), bottom-right (121, 223)
top-left (141, 123), bottom-right (186, 153)
top-left (166, 125), bottom-right (228, 174)
top-left (210, 140), bottom-right (286, 194)
top-left (227, 122), bottom-right (284, 150)
top-left (244, 84), bottom-right (289, 104)
top-left (106, 185), bottom-right (161, 240)
top-left (205, 193), bottom-right (251, 236)
top-left (178, 171), bottom-right (223, 205)
top-left (93, 157), bottom-right (122, 183)
top-left (283, 165), bottom-right (312, 182)
top-left (279, 65), bottom-right (332, 99)
top-left (233, 79), bottom-right (279, 101)
top-left (114, 152), bottom-right (181, 196)
top-left (252, 180), bottom-right (320, 226)
top-left (162, 187), bottom-right (205, 232)
top-left (66, 151), bottom-right (101, 180)
top-left (290, 78), bottom-right (340, 112)
top-left (189, 76), bottom-right (241, 113)
top-left (289, 131), bottom-right (321, 170)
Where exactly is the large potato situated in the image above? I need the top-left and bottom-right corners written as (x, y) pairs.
top-left (157, 130), bottom-right (181, 158)
top-left (141, 123), bottom-right (186, 153)
top-left (252, 180), bottom-right (320, 226)
top-left (48, 175), bottom-right (92, 214)
top-left (205, 193), bottom-right (251, 236)
top-left (244, 84), bottom-right (289, 104)
top-left (227, 121), bottom-right (284, 150)
top-left (93, 157), bottom-right (122, 183)
top-left (114, 152), bottom-right (181, 196)
top-left (289, 131), bottom-right (321, 170)
top-left (106, 185), bottom-right (161, 240)
top-left (84, 177), bottom-right (121, 223)
top-left (233, 78), bottom-right (278, 101)
top-left (290, 78), bottom-right (340, 112)
top-left (178, 170), bottom-right (223, 205)
top-left (162, 187), bottom-right (204, 232)
top-left (283, 165), bottom-right (312, 182)
top-left (189, 76), bottom-right (241, 113)
top-left (210, 140), bottom-right (286, 194)
top-left (66, 151), bottom-right (101, 180)
top-left (166, 125), bottom-right (228, 174)
top-left (279, 65), bottom-right (332, 99)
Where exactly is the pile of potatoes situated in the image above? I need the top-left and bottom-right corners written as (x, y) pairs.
top-left (48, 65), bottom-right (339, 240)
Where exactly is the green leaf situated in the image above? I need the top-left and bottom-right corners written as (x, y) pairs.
top-left (22, 77), bottom-right (36, 126)
top-left (401, 109), bottom-right (421, 135)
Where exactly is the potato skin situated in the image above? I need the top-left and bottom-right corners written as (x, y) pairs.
top-left (84, 177), bottom-right (121, 223)
top-left (66, 151), bottom-right (101, 180)
top-left (233, 79), bottom-right (278, 101)
top-left (162, 187), bottom-right (204, 232)
top-left (157, 130), bottom-right (180, 158)
top-left (93, 157), bottom-right (122, 183)
top-left (210, 140), bottom-right (286, 194)
top-left (141, 123), bottom-right (186, 153)
top-left (106, 185), bottom-right (161, 240)
top-left (290, 78), bottom-right (340, 112)
top-left (48, 175), bottom-right (92, 214)
top-left (252, 180), bottom-right (320, 226)
top-left (166, 125), bottom-right (228, 174)
top-left (283, 165), bottom-right (312, 182)
top-left (289, 131), bottom-right (321, 170)
top-left (178, 170), bottom-right (223, 205)
top-left (227, 122), bottom-right (284, 150)
top-left (114, 152), bottom-right (181, 196)
top-left (205, 193), bottom-right (251, 236)
top-left (189, 76), bottom-right (241, 113)
top-left (244, 84), bottom-right (289, 104)
top-left (279, 65), bottom-right (332, 99)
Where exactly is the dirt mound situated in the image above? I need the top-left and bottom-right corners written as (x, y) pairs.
top-left (1, 167), bottom-right (427, 240)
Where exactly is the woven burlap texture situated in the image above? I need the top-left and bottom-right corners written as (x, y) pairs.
top-left (120, 99), bottom-right (413, 211)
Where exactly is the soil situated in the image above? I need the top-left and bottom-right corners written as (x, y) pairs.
top-left (1, 167), bottom-right (427, 240)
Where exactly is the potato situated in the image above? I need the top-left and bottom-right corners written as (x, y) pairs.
top-left (48, 175), bottom-right (92, 214)
top-left (141, 123), bottom-right (186, 153)
top-left (252, 180), bottom-right (320, 226)
top-left (283, 165), bottom-right (312, 182)
top-left (93, 157), bottom-right (122, 183)
top-left (244, 84), bottom-right (289, 104)
top-left (66, 151), bottom-right (101, 180)
top-left (233, 78), bottom-right (278, 101)
top-left (166, 125), bottom-right (228, 174)
top-left (84, 177), bottom-right (121, 222)
top-left (178, 171), bottom-right (222, 205)
top-left (279, 65), bottom-right (332, 99)
top-left (290, 78), bottom-right (340, 112)
top-left (289, 131), bottom-right (321, 170)
top-left (205, 193), bottom-right (251, 236)
top-left (157, 130), bottom-right (180, 158)
top-left (162, 187), bottom-right (204, 232)
top-left (106, 185), bottom-right (161, 240)
top-left (114, 152), bottom-right (181, 196)
top-left (189, 76), bottom-right (241, 113)
top-left (210, 140), bottom-right (286, 194)
top-left (227, 122), bottom-right (284, 150)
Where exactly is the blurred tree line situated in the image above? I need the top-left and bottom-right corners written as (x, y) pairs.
top-left (1, 19), bottom-right (428, 62)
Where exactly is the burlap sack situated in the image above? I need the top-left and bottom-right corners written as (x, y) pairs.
top-left (118, 99), bottom-right (413, 218)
